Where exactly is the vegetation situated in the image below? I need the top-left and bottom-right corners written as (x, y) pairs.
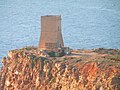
top-left (48, 51), bottom-right (56, 57)
top-left (48, 50), bottom-right (65, 57)
top-left (15, 59), bottom-right (19, 64)
top-left (108, 55), bottom-right (120, 61)
top-left (50, 76), bottom-right (56, 84)
top-left (93, 48), bottom-right (120, 55)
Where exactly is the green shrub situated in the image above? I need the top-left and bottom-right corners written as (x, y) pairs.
top-left (48, 51), bottom-right (56, 57)
top-left (15, 59), bottom-right (19, 64)
top-left (31, 60), bottom-right (35, 68)
top-left (50, 77), bottom-right (56, 83)
top-left (108, 55), bottom-right (120, 61)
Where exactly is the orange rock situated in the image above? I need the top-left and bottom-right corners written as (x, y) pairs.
top-left (81, 62), bottom-right (98, 88)
top-left (82, 62), bottom-right (98, 76)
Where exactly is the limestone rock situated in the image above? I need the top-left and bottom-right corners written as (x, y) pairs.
top-left (0, 48), bottom-right (120, 90)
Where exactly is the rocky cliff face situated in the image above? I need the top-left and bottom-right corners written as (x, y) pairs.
top-left (0, 47), bottom-right (120, 90)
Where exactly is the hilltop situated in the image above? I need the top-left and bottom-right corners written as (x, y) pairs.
top-left (0, 47), bottom-right (120, 90)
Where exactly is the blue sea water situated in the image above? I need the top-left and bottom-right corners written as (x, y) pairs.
top-left (0, 0), bottom-right (120, 66)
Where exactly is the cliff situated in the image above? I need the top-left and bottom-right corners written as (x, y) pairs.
top-left (0, 47), bottom-right (120, 90)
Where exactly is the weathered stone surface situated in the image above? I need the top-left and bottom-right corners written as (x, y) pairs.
top-left (0, 48), bottom-right (120, 90)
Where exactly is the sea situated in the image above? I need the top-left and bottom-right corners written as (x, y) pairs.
top-left (0, 0), bottom-right (120, 67)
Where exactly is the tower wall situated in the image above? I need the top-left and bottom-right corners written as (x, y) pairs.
top-left (39, 15), bottom-right (64, 49)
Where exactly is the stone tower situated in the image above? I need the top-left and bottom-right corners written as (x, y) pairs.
top-left (39, 15), bottom-right (64, 50)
